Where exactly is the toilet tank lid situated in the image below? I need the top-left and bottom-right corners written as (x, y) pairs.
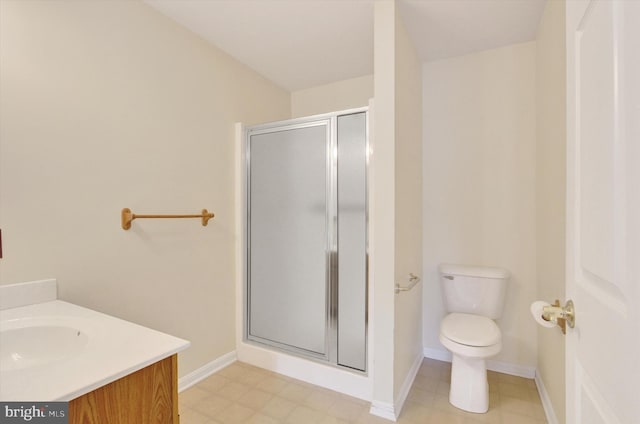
top-left (439, 263), bottom-right (509, 279)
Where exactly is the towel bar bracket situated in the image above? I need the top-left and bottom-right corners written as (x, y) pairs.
top-left (395, 273), bottom-right (421, 294)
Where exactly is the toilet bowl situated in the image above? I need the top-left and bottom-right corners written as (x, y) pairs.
top-left (439, 313), bottom-right (502, 413)
top-left (438, 264), bottom-right (509, 414)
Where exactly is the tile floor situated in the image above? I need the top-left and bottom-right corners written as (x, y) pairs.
top-left (179, 358), bottom-right (548, 423)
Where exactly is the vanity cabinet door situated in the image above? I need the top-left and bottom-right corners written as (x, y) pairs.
top-left (69, 355), bottom-right (179, 424)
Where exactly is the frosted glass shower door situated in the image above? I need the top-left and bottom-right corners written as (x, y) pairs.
top-left (247, 123), bottom-right (329, 357)
top-left (336, 112), bottom-right (367, 371)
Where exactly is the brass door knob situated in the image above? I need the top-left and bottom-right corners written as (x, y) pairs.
top-left (542, 299), bottom-right (575, 334)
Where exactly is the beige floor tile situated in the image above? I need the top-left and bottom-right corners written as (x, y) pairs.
top-left (199, 374), bottom-right (232, 393)
top-left (217, 363), bottom-right (250, 380)
top-left (302, 388), bottom-right (341, 411)
top-left (424, 409), bottom-right (465, 424)
top-left (236, 389), bottom-right (274, 410)
top-left (244, 412), bottom-right (281, 424)
top-left (279, 381), bottom-right (314, 403)
top-left (340, 393), bottom-right (370, 407)
top-left (407, 386), bottom-right (436, 406)
top-left (412, 374), bottom-right (439, 392)
top-left (215, 403), bottom-right (256, 424)
top-left (238, 369), bottom-right (270, 387)
top-left (526, 387), bottom-right (545, 404)
top-left (192, 393), bottom-right (233, 418)
top-left (432, 393), bottom-right (461, 414)
top-left (460, 416), bottom-right (495, 424)
top-left (454, 397), bottom-right (503, 418)
top-left (418, 365), bottom-right (442, 380)
top-left (326, 397), bottom-right (368, 421)
top-left (255, 375), bottom-right (290, 394)
top-left (463, 410), bottom-right (501, 424)
top-left (487, 371), bottom-right (500, 383)
top-left (489, 392), bottom-right (501, 409)
top-left (498, 381), bottom-right (534, 400)
top-left (488, 381), bottom-right (499, 394)
top-left (436, 381), bottom-right (452, 396)
top-left (181, 386), bottom-right (214, 408)
top-left (429, 393), bottom-right (502, 423)
top-left (355, 412), bottom-right (395, 423)
top-left (179, 406), bottom-right (215, 424)
top-left (529, 401), bottom-right (548, 420)
top-left (501, 410), bottom-right (548, 423)
top-left (181, 360), bottom-right (549, 424)
top-left (260, 396), bottom-right (298, 420)
top-left (397, 400), bottom-right (432, 423)
top-left (318, 415), bottom-right (350, 424)
top-left (499, 395), bottom-right (543, 418)
top-left (217, 381), bottom-right (253, 401)
top-left (439, 364), bottom-right (453, 376)
top-left (285, 405), bottom-right (325, 424)
top-left (525, 379), bottom-right (539, 390)
top-left (455, 406), bottom-right (501, 424)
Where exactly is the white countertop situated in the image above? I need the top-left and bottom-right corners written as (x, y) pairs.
top-left (0, 300), bottom-right (190, 401)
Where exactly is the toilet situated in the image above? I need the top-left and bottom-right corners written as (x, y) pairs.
top-left (438, 263), bottom-right (509, 413)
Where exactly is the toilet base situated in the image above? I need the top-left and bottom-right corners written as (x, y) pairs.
top-left (449, 354), bottom-right (489, 413)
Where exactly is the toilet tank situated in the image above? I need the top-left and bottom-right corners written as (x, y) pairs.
top-left (439, 264), bottom-right (509, 319)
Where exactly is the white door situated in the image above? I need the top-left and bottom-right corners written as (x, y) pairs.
top-left (566, 1), bottom-right (640, 423)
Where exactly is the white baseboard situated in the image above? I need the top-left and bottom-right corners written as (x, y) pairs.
top-left (237, 341), bottom-right (372, 401)
top-left (486, 359), bottom-right (536, 379)
top-left (535, 370), bottom-right (559, 424)
top-left (394, 352), bottom-right (423, 417)
top-left (178, 351), bottom-right (237, 392)
top-left (369, 401), bottom-right (397, 422)
top-left (423, 347), bottom-right (536, 379)
top-left (368, 352), bottom-right (422, 422)
top-left (423, 347), bottom-right (452, 362)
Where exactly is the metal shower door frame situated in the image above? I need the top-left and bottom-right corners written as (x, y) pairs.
top-left (244, 107), bottom-right (368, 370)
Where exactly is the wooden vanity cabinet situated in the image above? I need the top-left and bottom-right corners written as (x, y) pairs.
top-left (69, 354), bottom-right (179, 424)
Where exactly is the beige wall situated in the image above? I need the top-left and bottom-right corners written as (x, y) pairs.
top-left (371, 1), bottom-right (423, 416)
top-left (422, 42), bottom-right (538, 369)
top-left (0, 0), bottom-right (290, 377)
top-left (291, 75), bottom-right (373, 118)
top-left (536, 0), bottom-right (566, 421)
top-left (393, 5), bottom-right (423, 400)
top-left (371, 0), bottom-right (397, 408)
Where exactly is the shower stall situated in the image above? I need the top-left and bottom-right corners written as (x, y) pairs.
top-left (244, 108), bottom-right (368, 372)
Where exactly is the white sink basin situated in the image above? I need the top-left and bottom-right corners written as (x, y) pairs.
top-left (0, 322), bottom-right (89, 372)
top-left (0, 300), bottom-right (189, 401)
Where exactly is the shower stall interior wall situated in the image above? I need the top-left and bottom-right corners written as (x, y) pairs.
top-left (245, 109), bottom-right (368, 372)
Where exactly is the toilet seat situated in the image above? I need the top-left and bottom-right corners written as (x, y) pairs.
top-left (441, 313), bottom-right (501, 347)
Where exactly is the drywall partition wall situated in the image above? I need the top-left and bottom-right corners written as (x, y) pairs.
top-left (422, 42), bottom-right (537, 371)
top-left (536, 0), bottom-right (566, 422)
top-left (393, 3), bottom-right (423, 407)
top-left (370, 0), bottom-right (396, 416)
top-left (291, 75), bottom-right (373, 118)
top-left (370, 1), bottom-right (423, 419)
top-left (0, 0), bottom-right (290, 377)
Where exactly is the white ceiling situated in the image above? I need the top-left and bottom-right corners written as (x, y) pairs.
top-left (145, 0), bottom-right (546, 92)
